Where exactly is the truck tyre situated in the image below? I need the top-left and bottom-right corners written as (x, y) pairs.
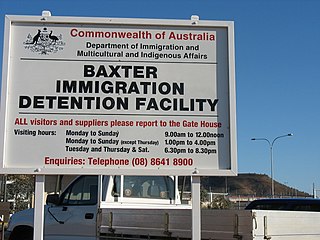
top-left (9, 226), bottom-right (33, 240)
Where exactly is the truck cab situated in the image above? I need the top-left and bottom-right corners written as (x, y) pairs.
top-left (6, 175), bottom-right (182, 240)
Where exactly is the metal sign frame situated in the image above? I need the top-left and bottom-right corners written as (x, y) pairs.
top-left (0, 14), bottom-right (237, 176)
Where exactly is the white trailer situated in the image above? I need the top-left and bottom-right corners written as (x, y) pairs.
top-left (98, 208), bottom-right (320, 239)
top-left (5, 175), bottom-right (320, 240)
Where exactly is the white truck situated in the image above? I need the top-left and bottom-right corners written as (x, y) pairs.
top-left (5, 175), bottom-right (320, 240)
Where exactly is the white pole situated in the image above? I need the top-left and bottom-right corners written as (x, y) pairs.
top-left (34, 175), bottom-right (45, 240)
top-left (192, 176), bottom-right (201, 240)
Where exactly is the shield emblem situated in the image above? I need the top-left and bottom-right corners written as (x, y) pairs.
top-left (40, 33), bottom-right (50, 42)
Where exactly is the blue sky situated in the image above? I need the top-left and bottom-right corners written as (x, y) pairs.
top-left (1, 0), bottom-right (320, 194)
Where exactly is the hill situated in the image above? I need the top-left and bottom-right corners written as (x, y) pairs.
top-left (181, 173), bottom-right (311, 198)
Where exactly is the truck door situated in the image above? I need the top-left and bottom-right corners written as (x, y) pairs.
top-left (45, 175), bottom-right (98, 240)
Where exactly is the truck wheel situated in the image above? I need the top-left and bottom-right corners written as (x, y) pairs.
top-left (9, 226), bottom-right (33, 240)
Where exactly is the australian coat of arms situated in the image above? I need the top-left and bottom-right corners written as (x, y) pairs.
top-left (23, 28), bottom-right (65, 55)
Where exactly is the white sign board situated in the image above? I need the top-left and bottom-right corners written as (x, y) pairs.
top-left (0, 15), bottom-right (237, 176)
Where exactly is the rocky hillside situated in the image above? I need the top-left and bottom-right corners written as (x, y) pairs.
top-left (181, 173), bottom-right (311, 197)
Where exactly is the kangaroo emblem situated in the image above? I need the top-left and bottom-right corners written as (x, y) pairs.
top-left (28, 29), bottom-right (41, 44)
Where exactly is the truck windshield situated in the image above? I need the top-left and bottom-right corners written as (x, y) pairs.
top-left (113, 176), bottom-right (174, 200)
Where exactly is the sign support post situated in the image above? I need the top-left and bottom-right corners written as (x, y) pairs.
top-left (192, 176), bottom-right (201, 240)
top-left (34, 175), bottom-right (45, 240)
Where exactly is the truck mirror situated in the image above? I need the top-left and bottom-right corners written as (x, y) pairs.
top-left (46, 194), bottom-right (60, 205)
